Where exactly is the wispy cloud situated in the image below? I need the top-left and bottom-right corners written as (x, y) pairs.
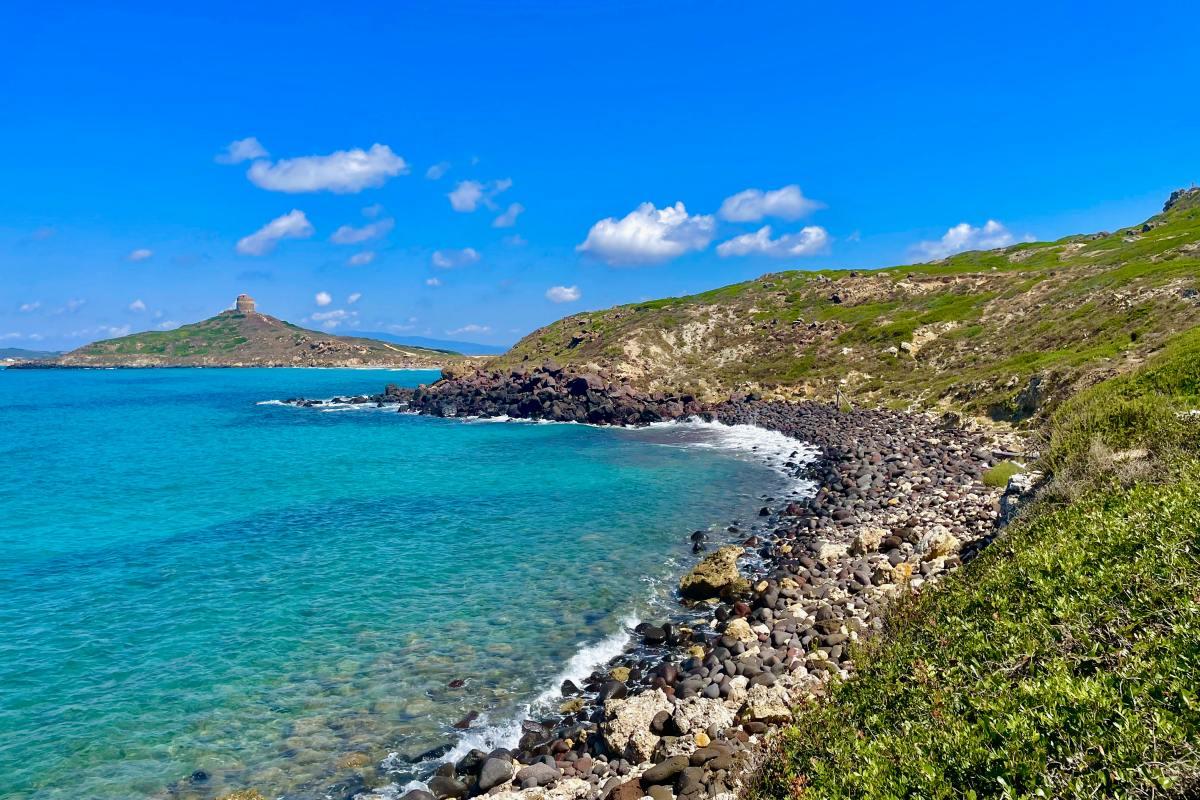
top-left (426, 161), bottom-right (450, 180)
top-left (331, 217), bottom-right (394, 244)
top-left (431, 247), bottom-right (481, 269)
top-left (309, 308), bottom-right (358, 330)
top-left (128, 248), bottom-right (153, 262)
top-left (577, 202), bottom-right (715, 265)
top-left (247, 144), bottom-right (408, 193)
top-left (492, 202), bottom-right (525, 228)
top-left (718, 184), bottom-right (823, 222)
top-left (215, 136), bottom-right (269, 164)
top-left (236, 210), bottom-right (314, 255)
top-left (347, 251), bottom-right (376, 266)
top-left (347, 292), bottom-right (362, 304)
top-left (129, 299), bottom-right (147, 312)
top-left (425, 277), bottom-right (442, 287)
top-left (448, 324), bottom-right (490, 335)
top-left (546, 285), bottom-right (581, 303)
top-left (18, 301), bottom-right (40, 313)
top-left (716, 225), bottom-right (829, 258)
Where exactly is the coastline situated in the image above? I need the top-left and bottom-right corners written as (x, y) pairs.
top-left (267, 366), bottom-right (1014, 800)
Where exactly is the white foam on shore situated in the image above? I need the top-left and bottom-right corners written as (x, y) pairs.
top-left (383, 613), bottom-right (641, 784)
top-left (531, 613), bottom-right (640, 710)
top-left (627, 417), bottom-right (821, 497)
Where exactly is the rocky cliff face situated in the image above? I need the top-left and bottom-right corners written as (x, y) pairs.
top-left (495, 192), bottom-right (1200, 421)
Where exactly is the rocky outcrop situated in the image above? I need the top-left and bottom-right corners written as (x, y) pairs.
top-left (394, 363), bottom-right (704, 425)
top-left (678, 547), bottom-right (745, 600)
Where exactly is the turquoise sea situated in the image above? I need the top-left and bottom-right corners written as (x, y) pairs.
top-left (0, 368), bottom-right (800, 800)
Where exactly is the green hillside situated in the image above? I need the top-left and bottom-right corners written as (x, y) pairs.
top-left (753, 325), bottom-right (1200, 800)
top-left (503, 188), bottom-right (1200, 421)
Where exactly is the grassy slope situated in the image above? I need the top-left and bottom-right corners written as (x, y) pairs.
top-left (502, 191), bottom-right (1200, 419)
top-left (753, 328), bottom-right (1200, 799)
top-left (60, 311), bottom-right (461, 365)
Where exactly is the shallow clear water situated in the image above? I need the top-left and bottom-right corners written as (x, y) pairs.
top-left (0, 368), bottom-right (798, 800)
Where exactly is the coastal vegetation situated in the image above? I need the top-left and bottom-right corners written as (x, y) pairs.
top-left (752, 309), bottom-right (1200, 798)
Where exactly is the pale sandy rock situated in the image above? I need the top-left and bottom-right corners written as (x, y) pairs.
top-left (740, 684), bottom-right (793, 724)
top-left (722, 617), bottom-right (757, 643)
top-left (603, 689), bottom-right (672, 763)
top-left (671, 696), bottom-right (734, 736)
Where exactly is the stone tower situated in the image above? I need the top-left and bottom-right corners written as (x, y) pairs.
top-left (235, 294), bottom-right (256, 314)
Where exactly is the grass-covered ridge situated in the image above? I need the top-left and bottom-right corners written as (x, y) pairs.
top-left (752, 325), bottom-right (1200, 799)
top-left (502, 189), bottom-right (1200, 419)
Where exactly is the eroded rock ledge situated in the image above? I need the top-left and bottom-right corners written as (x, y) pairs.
top-left (281, 365), bottom-right (1011, 800)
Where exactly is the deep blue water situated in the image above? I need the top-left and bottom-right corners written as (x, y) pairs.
top-left (0, 368), bottom-right (795, 800)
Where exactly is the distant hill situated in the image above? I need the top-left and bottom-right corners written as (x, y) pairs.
top-left (355, 332), bottom-right (509, 356)
top-left (49, 296), bottom-right (466, 368)
top-left (0, 347), bottom-right (62, 361)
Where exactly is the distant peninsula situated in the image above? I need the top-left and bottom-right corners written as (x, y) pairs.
top-left (18, 295), bottom-right (470, 369)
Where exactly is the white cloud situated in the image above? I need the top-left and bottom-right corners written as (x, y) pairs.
top-left (362, 203), bottom-right (384, 218)
top-left (448, 178), bottom-right (512, 212)
top-left (426, 161), bottom-right (450, 180)
top-left (492, 202), bottom-right (525, 228)
top-left (58, 298), bottom-right (86, 314)
top-left (129, 248), bottom-right (153, 262)
top-left (718, 184), bottom-right (823, 222)
top-left (19, 301), bottom-right (40, 313)
top-left (129, 299), bottom-right (147, 312)
top-left (157, 320), bottom-right (180, 330)
top-left (347, 251), bottom-right (376, 266)
top-left (448, 324), bottom-right (491, 335)
top-left (331, 217), bottom-right (394, 244)
top-left (215, 136), bottom-right (269, 164)
top-left (911, 219), bottom-right (1018, 261)
top-left (716, 225), bottom-right (830, 258)
top-left (347, 292), bottom-right (362, 304)
top-left (309, 308), bottom-right (358, 330)
top-left (425, 277), bottom-right (442, 287)
top-left (315, 291), bottom-right (332, 306)
top-left (247, 144), bottom-right (408, 193)
top-left (99, 324), bottom-right (131, 338)
top-left (577, 202), bottom-right (715, 265)
top-left (431, 247), bottom-right (481, 269)
top-left (448, 180), bottom-right (484, 212)
top-left (546, 285), bottom-right (581, 303)
top-left (236, 210), bottom-right (314, 255)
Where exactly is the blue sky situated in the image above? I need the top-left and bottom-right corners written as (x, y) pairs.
top-left (2, 1), bottom-right (1198, 350)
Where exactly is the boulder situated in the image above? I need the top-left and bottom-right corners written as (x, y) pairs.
top-left (515, 762), bottom-right (562, 788)
top-left (427, 776), bottom-right (468, 799)
top-left (679, 546), bottom-right (744, 600)
top-left (641, 756), bottom-right (690, 785)
top-left (478, 757), bottom-right (516, 791)
top-left (603, 689), bottom-right (672, 763)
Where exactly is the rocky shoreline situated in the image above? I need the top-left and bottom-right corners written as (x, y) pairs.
top-left (271, 364), bottom-right (1018, 800)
